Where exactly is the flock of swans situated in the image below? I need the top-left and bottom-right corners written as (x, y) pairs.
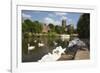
top-left (27, 41), bottom-right (44, 54)
top-left (27, 38), bottom-right (87, 62)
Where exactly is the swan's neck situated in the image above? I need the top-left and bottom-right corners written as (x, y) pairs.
top-left (28, 44), bottom-right (30, 47)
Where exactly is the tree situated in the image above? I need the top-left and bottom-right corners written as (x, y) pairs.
top-left (33, 21), bottom-right (43, 33)
top-left (67, 24), bottom-right (74, 35)
top-left (22, 19), bottom-right (34, 32)
top-left (22, 19), bottom-right (43, 33)
top-left (48, 23), bottom-right (55, 32)
top-left (22, 22), bottom-right (28, 32)
top-left (77, 13), bottom-right (90, 39)
top-left (55, 25), bottom-right (62, 34)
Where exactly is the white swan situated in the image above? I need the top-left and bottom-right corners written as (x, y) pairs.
top-left (38, 46), bottom-right (66, 62)
top-left (38, 43), bottom-right (44, 47)
top-left (28, 43), bottom-right (35, 54)
top-left (38, 53), bottom-right (53, 62)
top-left (34, 40), bottom-right (37, 43)
top-left (52, 46), bottom-right (66, 55)
top-left (53, 41), bottom-right (57, 46)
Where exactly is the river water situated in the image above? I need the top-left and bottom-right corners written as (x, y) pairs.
top-left (22, 35), bottom-right (70, 62)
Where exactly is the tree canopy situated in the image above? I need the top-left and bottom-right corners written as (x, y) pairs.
top-left (77, 13), bottom-right (90, 39)
top-left (22, 19), bottom-right (43, 33)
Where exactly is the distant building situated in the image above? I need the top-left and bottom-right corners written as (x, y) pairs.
top-left (42, 19), bottom-right (75, 34)
top-left (67, 24), bottom-right (73, 30)
top-left (62, 19), bottom-right (68, 32)
top-left (62, 19), bottom-right (67, 28)
top-left (42, 24), bottom-right (50, 33)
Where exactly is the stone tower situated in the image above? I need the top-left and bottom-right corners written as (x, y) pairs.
top-left (62, 19), bottom-right (67, 28)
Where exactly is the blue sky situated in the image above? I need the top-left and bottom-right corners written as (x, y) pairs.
top-left (22, 10), bottom-right (82, 28)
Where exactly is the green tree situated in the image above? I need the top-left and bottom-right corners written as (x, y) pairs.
top-left (77, 13), bottom-right (90, 38)
top-left (22, 19), bottom-right (43, 33)
top-left (33, 21), bottom-right (43, 33)
top-left (55, 25), bottom-right (63, 34)
top-left (48, 23), bottom-right (55, 32)
top-left (22, 22), bottom-right (28, 32)
top-left (22, 19), bottom-right (34, 32)
top-left (67, 24), bottom-right (74, 35)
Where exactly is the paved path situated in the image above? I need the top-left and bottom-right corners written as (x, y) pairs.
top-left (75, 49), bottom-right (90, 60)
top-left (58, 48), bottom-right (90, 61)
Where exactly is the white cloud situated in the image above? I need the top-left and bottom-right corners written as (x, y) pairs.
top-left (54, 12), bottom-right (67, 16)
top-left (22, 13), bottom-right (31, 18)
top-left (61, 16), bottom-right (67, 20)
top-left (22, 13), bottom-right (32, 20)
top-left (48, 13), bottom-right (54, 17)
top-left (47, 12), bottom-right (68, 25)
top-left (55, 21), bottom-right (61, 25)
top-left (44, 17), bottom-right (54, 24)
top-left (43, 17), bottom-right (60, 25)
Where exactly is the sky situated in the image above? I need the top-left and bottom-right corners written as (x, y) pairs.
top-left (22, 10), bottom-right (82, 28)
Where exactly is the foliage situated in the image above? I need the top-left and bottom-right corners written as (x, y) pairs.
top-left (77, 13), bottom-right (90, 38)
top-left (55, 25), bottom-right (63, 34)
top-left (33, 21), bottom-right (43, 33)
top-left (48, 23), bottom-right (55, 32)
top-left (67, 24), bottom-right (74, 35)
top-left (48, 32), bottom-right (57, 37)
top-left (22, 19), bottom-right (43, 33)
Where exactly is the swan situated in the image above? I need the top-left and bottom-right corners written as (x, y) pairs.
top-left (53, 41), bottom-right (57, 46)
top-left (28, 43), bottom-right (35, 54)
top-left (38, 42), bottom-right (44, 47)
top-left (52, 46), bottom-right (66, 55)
top-left (38, 53), bottom-right (53, 62)
top-left (38, 46), bottom-right (66, 62)
top-left (34, 40), bottom-right (37, 43)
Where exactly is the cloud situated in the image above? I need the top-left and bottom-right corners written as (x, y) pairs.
top-left (61, 16), bottom-right (67, 20)
top-left (47, 12), bottom-right (68, 25)
top-left (54, 12), bottom-right (67, 16)
top-left (44, 17), bottom-right (54, 24)
top-left (22, 13), bottom-right (32, 21)
top-left (55, 21), bottom-right (61, 25)
top-left (48, 12), bottom-right (67, 17)
top-left (22, 13), bottom-right (31, 18)
top-left (43, 17), bottom-right (60, 25)
top-left (48, 13), bottom-right (54, 17)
